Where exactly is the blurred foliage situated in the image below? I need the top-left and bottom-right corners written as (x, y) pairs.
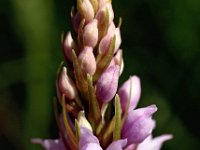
top-left (0, 0), bottom-right (200, 150)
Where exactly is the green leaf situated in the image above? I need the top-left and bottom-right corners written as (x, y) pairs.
top-left (61, 32), bottom-right (65, 45)
top-left (72, 50), bottom-right (88, 98)
top-left (61, 95), bottom-right (78, 149)
top-left (101, 117), bottom-right (115, 147)
top-left (118, 17), bottom-right (122, 28)
top-left (87, 74), bottom-right (101, 129)
top-left (75, 119), bottom-right (81, 141)
top-left (98, 8), bottom-right (109, 40)
top-left (53, 97), bottom-right (71, 149)
top-left (113, 94), bottom-right (122, 140)
top-left (56, 61), bottom-right (64, 78)
top-left (77, 19), bottom-right (85, 48)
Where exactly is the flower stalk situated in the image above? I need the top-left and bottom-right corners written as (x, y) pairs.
top-left (32, 0), bottom-right (172, 150)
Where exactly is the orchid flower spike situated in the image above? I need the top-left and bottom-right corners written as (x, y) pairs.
top-left (33, 0), bottom-right (172, 149)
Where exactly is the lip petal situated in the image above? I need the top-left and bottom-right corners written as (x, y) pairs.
top-left (79, 127), bottom-right (102, 150)
top-left (137, 134), bottom-right (173, 150)
top-left (106, 139), bottom-right (127, 150)
top-left (122, 105), bottom-right (157, 144)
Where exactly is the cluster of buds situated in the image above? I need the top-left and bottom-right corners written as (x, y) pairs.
top-left (32, 0), bottom-right (172, 149)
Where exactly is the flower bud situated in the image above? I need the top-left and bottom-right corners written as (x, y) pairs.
top-left (89, 0), bottom-right (99, 13)
top-left (99, 23), bottom-right (121, 55)
top-left (98, 23), bottom-right (115, 55)
top-left (72, 12), bottom-right (81, 33)
top-left (63, 32), bottom-right (76, 62)
top-left (109, 50), bottom-right (124, 75)
top-left (98, 33), bottom-right (112, 55)
top-left (96, 65), bottom-right (120, 103)
top-left (99, 0), bottom-right (111, 8)
top-left (77, 0), bottom-right (94, 23)
top-left (118, 76), bottom-right (141, 112)
top-left (58, 67), bottom-right (77, 100)
top-left (78, 47), bottom-right (96, 75)
top-left (83, 19), bottom-right (98, 47)
top-left (122, 105), bottom-right (157, 144)
top-left (96, 3), bottom-right (114, 26)
top-left (78, 111), bottom-right (93, 132)
top-left (107, 22), bottom-right (116, 33)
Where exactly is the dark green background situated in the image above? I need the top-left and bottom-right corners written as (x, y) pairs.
top-left (0, 0), bottom-right (200, 149)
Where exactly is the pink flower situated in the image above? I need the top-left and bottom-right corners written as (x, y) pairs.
top-left (137, 134), bottom-right (173, 150)
top-left (122, 105), bottom-right (157, 145)
top-left (33, 0), bottom-right (173, 149)
top-left (118, 76), bottom-right (141, 112)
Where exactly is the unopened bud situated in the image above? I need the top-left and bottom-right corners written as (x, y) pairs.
top-left (98, 23), bottom-right (115, 54)
top-left (99, 0), bottom-right (111, 8)
top-left (109, 50), bottom-right (124, 75)
top-left (78, 47), bottom-right (96, 75)
top-left (99, 23), bottom-right (121, 55)
top-left (63, 32), bottom-right (76, 62)
top-left (58, 67), bottom-right (77, 100)
top-left (89, 0), bottom-right (99, 13)
top-left (72, 12), bottom-right (81, 33)
top-left (96, 3), bottom-right (114, 26)
top-left (77, 0), bottom-right (94, 23)
top-left (96, 65), bottom-right (119, 103)
top-left (83, 19), bottom-right (98, 47)
top-left (78, 111), bottom-right (93, 132)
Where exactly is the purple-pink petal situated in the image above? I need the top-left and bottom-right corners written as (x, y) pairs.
top-left (78, 46), bottom-right (96, 75)
top-left (118, 76), bottom-right (141, 112)
top-left (83, 19), bottom-right (98, 47)
top-left (106, 139), bottom-right (127, 150)
top-left (96, 65), bottom-right (120, 103)
top-left (124, 144), bottom-right (137, 150)
top-left (122, 105), bottom-right (157, 145)
top-left (31, 138), bottom-right (65, 150)
top-left (137, 134), bottom-right (173, 150)
top-left (79, 127), bottom-right (101, 149)
top-left (80, 143), bottom-right (103, 150)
